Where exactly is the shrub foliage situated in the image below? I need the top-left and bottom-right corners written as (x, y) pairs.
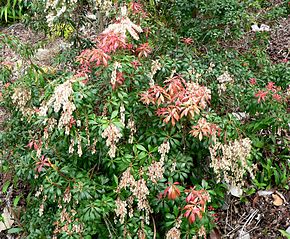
top-left (0, 0), bottom-right (289, 238)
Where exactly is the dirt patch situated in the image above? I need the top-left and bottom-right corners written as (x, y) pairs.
top-left (1, 23), bottom-right (45, 44)
top-left (216, 191), bottom-right (290, 238)
top-left (267, 17), bottom-right (290, 62)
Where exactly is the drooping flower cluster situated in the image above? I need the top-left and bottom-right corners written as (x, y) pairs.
top-left (147, 141), bottom-right (170, 183)
top-left (53, 208), bottom-right (83, 236)
top-left (103, 6), bottom-right (143, 41)
top-left (101, 123), bottom-right (122, 158)
top-left (158, 141), bottom-right (170, 161)
top-left (45, 0), bottom-right (70, 27)
top-left (141, 75), bottom-right (211, 126)
top-left (44, 0), bottom-right (112, 27)
top-left (251, 23), bottom-right (270, 32)
top-left (116, 168), bottom-right (152, 225)
top-left (166, 218), bottom-right (182, 239)
top-left (38, 77), bottom-right (76, 135)
top-left (147, 160), bottom-right (164, 184)
top-left (209, 138), bottom-right (255, 188)
top-left (216, 71), bottom-right (234, 96)
top-left (183, 188), bottom-right (210, 224)
top-left (127, 118), bottom-right (136, 144)
top-left (148, 59), bottom-right (161, 86)
top-left (115, 197), bottom-right (127, 224)
top-left (111, 62), bottom-right (124, 90)
top-left (120, 103), bottom-right (126, 126)
top-left (11, 86), bottom-right (35, 119)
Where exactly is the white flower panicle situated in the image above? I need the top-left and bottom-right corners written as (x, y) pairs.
top-left (147, 141), bottom-right (170, 184)
top-left (170, 162), bottom-right (177, 173)
top-left (102, 6), bottom-right (142, 40)
top-left (131, 178), bottom-right (150, 211)
top-left (11, 86), bottom-right (35, 119)
top-left (217, 71), bottom-right (234, 84)
top-left (69, 138), bottom-right (74, 154)
top-left (209, 138), bottom-right (255, 188)
top-left (120, 103), bottom-right (126, 126)
top-left (166, 227), bottom-right (181, 239)
top-left (63, 187), bottom-right (72, 203)
top-left (217, 71), bottom-right (234, 96)
top-left (51, 80), bottom-right (74, 113)
top-left (251, 24), bottom-right (270, 32)
top-left (44, 0), bottom-right (77, 26)
top-left (95, 0), bottom-right (112, 14)
top-left (77, 133), bottom-right (82, 157)
top-left (148, 60), bottom-right (161, 86)
top-left (39, 204), bottom-right (44, 216)
top-left (39, 78), bottom-right (76, 135)
top-left (101, 123), bottom-right (122, 158)
top-left (148, 160), bottom-right (164, 183)
top-left (158, 141), bottom-right (170, 161)
top-left (166, 218), bottom-right (182, 239)
top-left (115, 197), bottom-right (127, 224)
top-left (127, 118), bottom-right (136, 144)
top-left (116, 168), bottom-right (152, 225)
top-left (11, 87), bottom-right (31, 108)
top-left (118, 167), bottom-right (137, 191)
top-left (111, 61), bottom-right (122, 88)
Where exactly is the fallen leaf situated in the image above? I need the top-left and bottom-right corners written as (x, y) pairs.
top-left (238, 229), bottom-right (250, 239)
top-left (275, 191), bottom-right (287, 204)
top-left (272, 194), bottom-right (283, 206)
top-left (0, 207), bottom-right (14, 232)
top-left (229, 185), bottom-right (243, 197)
top-left (257, 190), bottom-right (273, 196)
top-left (252, 195), bottom-right (259, 207)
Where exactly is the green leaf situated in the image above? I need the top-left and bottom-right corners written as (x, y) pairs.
top-left (13, 195), bottom-right (20, 207)
top-left (2, 181), bottom-right (10, 193)
top-left (278, 230), bottom-right (290, 239)
top-left (136, 144), bottom-right (147, 152)
top-left (165, 213), bottom-right (175, 220)
top-left (252, 139), bottom-right (264, 148)
top-left (111, 110), bottom-right (118, 119)
top-left (7, 227), bottom-right (23, 234)
top-left (173, 205), bottom-right (179, 217)
top-left (113, 175), bottom-right (118, 186)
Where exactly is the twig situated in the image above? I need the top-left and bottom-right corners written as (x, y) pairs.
top-left (151, 215), bottom-right (156, 239)
top-left (240, 209), bottom-right (258, 233)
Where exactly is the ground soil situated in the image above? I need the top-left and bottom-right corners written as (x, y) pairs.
top-left (216, 191), bottom-right (290, 238)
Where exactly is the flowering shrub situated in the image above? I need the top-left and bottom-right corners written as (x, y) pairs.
top-left (1, 1), bottom-right (290, 238)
